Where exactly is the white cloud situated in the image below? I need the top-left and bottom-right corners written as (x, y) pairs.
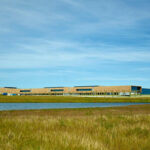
top-left (0, 0), bottom-right (150, 75)
top-left (0, 0), bottom-right (150, 35)
top-left (0, 39), bottom-right (150, 69)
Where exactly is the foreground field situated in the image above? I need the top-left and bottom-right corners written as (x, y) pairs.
top-left (0, 95), bottom-right (150, 103)
top-left (0, 104), bottom-right (150, 150)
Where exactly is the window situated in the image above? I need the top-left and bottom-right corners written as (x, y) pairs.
top-left (131, 86), bottom-right (141, 91)
top-left (20, 90), bottom-right (31, 92)
top-left (114, 93), bottom-right (118, 95)
top-left (51, 89), bottom-right (64, 92)
top-left (76, 89), bottom-right (93, 91)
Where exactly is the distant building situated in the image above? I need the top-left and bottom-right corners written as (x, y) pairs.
top-left (0, 85), bottom-right (142, 96)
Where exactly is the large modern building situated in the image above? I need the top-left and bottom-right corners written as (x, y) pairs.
top-left (0, 85), bottom-right (142, 96)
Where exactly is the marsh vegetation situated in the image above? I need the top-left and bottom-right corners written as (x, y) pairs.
top-left (0, 104), bottom-right (150, 150)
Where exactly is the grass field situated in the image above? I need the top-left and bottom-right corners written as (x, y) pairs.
top-left (0, 95), bottom-right (150, 103)
top-left (0, 104), bottom-right (150, 150)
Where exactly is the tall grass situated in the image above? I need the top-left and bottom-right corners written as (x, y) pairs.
top-left (0, 106), bottom-right (150, 150)
top-left (0, 95), bottom-right (150, 103)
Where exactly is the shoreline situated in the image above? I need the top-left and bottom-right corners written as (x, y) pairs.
top-left (0, 104), bottom-right (150, 116)
top-left (0, 102), bottom-right (149, 112)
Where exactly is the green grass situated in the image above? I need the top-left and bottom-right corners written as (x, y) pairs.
top-left (0, 104), bottom-right (150, 150)
top-left (0, 95), bottom-right (150, 103)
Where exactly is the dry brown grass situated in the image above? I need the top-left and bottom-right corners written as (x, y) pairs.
top-left (0, 105), bottom-right (150, 150)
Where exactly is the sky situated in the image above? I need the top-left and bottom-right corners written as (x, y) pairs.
top-left (0, 0), bottom-right (150, 88)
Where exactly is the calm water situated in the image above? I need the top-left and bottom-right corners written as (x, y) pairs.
top-left (0, 103), bottom-right (148, 111)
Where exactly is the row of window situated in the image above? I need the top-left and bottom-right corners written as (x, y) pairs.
top-left (51, 89), bottom-right (64, 92)
top-left (18, 91), bottom-right (119, 95)
top-left (50, 89), bottom-right (93, 92)
top-left (13, 92), bottom-right (138, 96)
top-left (20, 90), bottom-right (31, 92)
top-left (76, 89), bottom-right (93, 91)
top-left (76, 93), bottom-right (119, 95)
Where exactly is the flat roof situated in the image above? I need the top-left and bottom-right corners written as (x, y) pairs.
top-left (44, 87), bottom-right (65, 88)
top-left (4, 87), bottom-right (17, 89)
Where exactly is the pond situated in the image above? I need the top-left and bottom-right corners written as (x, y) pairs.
top-left (0, 102), bottom-right (148, 111)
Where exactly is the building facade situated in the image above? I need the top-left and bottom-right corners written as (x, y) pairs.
top-left (0, 85), bottom-right (142, 96)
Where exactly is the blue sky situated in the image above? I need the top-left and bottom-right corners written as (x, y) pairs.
top-left (0, 0), bottom-right (150, 88)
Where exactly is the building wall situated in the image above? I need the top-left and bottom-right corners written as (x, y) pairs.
top-left (20, 88), bottom-right (49, 95)
top-left (94, 86), bottom-right (131, 93)
top-left (0, 85), bottom-right (142, 96)
top-left (0, 88), bottom-right (20, 94)
top-left (47, 87), bottom-right (69, 95)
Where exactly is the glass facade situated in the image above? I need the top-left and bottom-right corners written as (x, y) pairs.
top-left (131, 86), bottom-right (141, 91)
top-left (142, 88), bottom-right (150, 95)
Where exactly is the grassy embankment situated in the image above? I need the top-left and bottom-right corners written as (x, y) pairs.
top-left (0, 104), bottom-right (150, 150)
top-left (0, 95), bottom-right (150, 103)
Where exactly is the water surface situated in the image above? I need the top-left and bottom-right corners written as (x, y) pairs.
top-left (0, 103), bottom-right (148, 111)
